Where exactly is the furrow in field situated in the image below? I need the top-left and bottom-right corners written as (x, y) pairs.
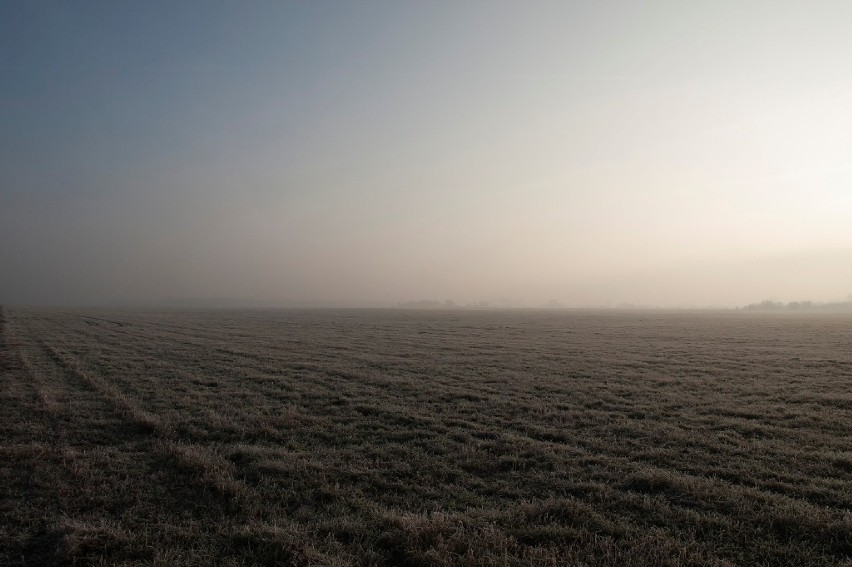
top-left (33, 310), bottom-right (852, 516)
top-left (0, 307), bottom-right (76, 564)
top-left (2, 311), bottom-right (265, 564)
top-left (41, 340), bottom-right (259, 512)
top-left (44, 343), bottom-right (165, 434)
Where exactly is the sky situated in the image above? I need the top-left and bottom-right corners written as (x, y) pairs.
top-left (2, 1), bottom-right (851, 307)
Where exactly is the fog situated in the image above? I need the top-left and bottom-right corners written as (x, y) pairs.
top-left (2, 2), bottom-right (851, 307)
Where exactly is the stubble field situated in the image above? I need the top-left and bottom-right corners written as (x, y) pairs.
top-left (0, 306), bottom-right (850, 566)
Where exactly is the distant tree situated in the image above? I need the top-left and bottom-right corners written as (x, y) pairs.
top-left (397, 300), bottom-right (443, 309)
top-left (743, 300), bottom-right (784, 311)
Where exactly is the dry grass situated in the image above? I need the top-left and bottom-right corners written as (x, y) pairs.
top-left (0, 306), bottom-right (850, 565)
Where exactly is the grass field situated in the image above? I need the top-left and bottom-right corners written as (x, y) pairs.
top-left (1, 306), bottom-right (850, 566)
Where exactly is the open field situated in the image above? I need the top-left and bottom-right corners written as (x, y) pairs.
top-left (1, 306), bottom-right (850, 566)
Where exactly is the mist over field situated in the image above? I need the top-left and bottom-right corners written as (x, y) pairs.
top-left (2, 3), bottom-right (852, 566)
top-left (2, 1), bottom-right (851, 307)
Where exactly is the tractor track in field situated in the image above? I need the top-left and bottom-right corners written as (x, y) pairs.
top-left (1, 308), bottom-right (263, 564)
top-left (0, 307), bottom-right (75, 565)
top-left (39, 339), bottom-right (260, 514)
top-left (7, 308), bottom-right (260, 512)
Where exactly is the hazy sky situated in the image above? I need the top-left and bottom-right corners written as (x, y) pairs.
top-left (2, 1), bottom-right (851, 307)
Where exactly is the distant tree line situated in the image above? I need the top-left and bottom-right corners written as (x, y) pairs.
top-left (395, 298), bottom-right (529, 309)
top-left (741, 299), bottom-right (852, 312)
top-left (396, 300), bottom-right (458, 309)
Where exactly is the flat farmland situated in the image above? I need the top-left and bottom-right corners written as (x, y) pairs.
top-left (1, 307), bottom-right (850, 566)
